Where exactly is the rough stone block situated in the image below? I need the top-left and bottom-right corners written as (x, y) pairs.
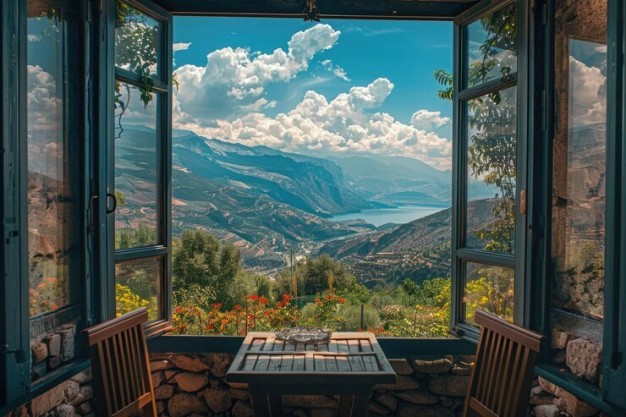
top-left (368, 400), bottom-right (390, 415)
top-left (32, 342), bottom-right (48, 364)
top-left (49, 355), bottom-right (62, 369)
top-left (44, 334), bottom-right (62, 357)
top-left (396, 404), bottom-right (455, 417)
top-left (203, 388), bottom-right (232, 413)
top-left (175, 372), bottom-right (209, 392)
top-left (154, 384), bottom-right (176, 400)
top-left (152, 371), bottom-right (165, 388)
top-left (376, 394), bottom-right (397, 411)
top-left (554, 390), bottom-right (599, 417)
top-left (70, 369), bottom-right (92, 385)
top-left (150, 359), bottom-right (172, 371)
top-left (389, 359), bottom-right (414, 375)
top-left (230, 389), bottom-right (250, 401)
top-left (530, 386), bottom-right (555, 406)
top-left (75, 400), bottom-right (93, 416)
top-left (396, 390), bottom-right (440, 405)
top-left (30, 381), bottom-right (79, 417)
top-left (168, 393), bottom-right (208, 417)
top-left (428, 375), bottom-right (469, 397)
top-left (551, 329), bottom-right (570, 350)
top-left (55, 404), bottom-right (78, 417)
top-left (534, 404), bottom-right (561, 417)
top-left (210, 353), bottom-right (232, 378)
top-left (375, 375), bottom-right (420, 391)
top-left (566, 338), bottom-right (602, 383)
top-left (58, 324), bottom-right (76, 361)
top-left (414, 358), bottom-right (453, 374)
top-left (170, 355), bottom-right (211, 372)
top-left (231, 401), bottom-right (254, 417)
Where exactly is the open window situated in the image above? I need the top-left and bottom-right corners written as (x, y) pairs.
top-left (451, 0), bottom-right (525, 337)
top-left (110, 0), bottom-right (172, 334)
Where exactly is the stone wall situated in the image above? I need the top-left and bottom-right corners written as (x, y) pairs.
top-left (30, 324), bottom-right (77, 382)
top-left (3, 370), bottom-right (93, 417)
top-left (149, 353), bottom-right (474, 417)
top-left (1, 350), bottom-right (618, 417)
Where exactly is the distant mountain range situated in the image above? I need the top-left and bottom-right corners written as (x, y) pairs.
top-left (115, 126), bottom-right (498, 275)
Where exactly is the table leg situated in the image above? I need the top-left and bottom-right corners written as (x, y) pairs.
top-left (337, 395), bottom-right (354, 417)
top-left (268, 393), bottom-right (284, 417)
top-left (249, 385), bottom-right (271, 417)
top-left (348, 393), bottom-right (371, 417)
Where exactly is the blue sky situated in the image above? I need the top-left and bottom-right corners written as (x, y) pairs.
top-left (171, 17), bottom-right (454, 169)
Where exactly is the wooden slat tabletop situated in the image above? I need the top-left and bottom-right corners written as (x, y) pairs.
top-left (226, 332), bottom-right (397, 385)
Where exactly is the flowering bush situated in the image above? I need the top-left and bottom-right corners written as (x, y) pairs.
top-left (300, 292), bottom-right (347, 330)
top-left (171, 293), bottom-right (299, 335)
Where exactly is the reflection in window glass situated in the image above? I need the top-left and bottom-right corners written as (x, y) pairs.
top-left (463, 262), bottom-right (514, 324)
top-left (115, 0), bottom-right (160, 78)
top-left (466, 87), bottom-right (517, 253)
top-left (114, 83), bottom-right (159, 249)
top-left (115, 257), bottom-right (162, 320)
top-left (466, 3), bottom-right (517, 87)
top-left (552, 21), bottom-right (606, 320)
top-left (27, 1), bottom-right (78, 316)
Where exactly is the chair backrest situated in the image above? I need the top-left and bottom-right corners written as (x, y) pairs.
top-left (464, 310), bottom-right (544, 417)
top-left (84, 308), bottom-right (157, 417)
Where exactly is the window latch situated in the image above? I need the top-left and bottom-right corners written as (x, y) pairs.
top-left (0, 345), bottom-right (25, 362)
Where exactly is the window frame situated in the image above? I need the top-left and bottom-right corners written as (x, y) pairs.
top-left (108, 0), bottom-right (173, 334)
top-left (451, 0), bottom-right (528, 338)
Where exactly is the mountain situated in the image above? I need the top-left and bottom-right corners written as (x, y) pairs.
top-left (329, 155), bottom-right (497, 206)
top-left (318, 199), bottom-right (498, 287)
top-left (173, 131), bottom-right (381, 217)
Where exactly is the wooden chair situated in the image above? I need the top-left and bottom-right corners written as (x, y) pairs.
top-left (85, 308), bottom-right (157, 417)
top-left (464, 310), bottom-right (545, 417)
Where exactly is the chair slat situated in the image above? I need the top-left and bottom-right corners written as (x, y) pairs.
top-left (464, 310), bottom-right (544, 417)
top-left (84, 308), bottom-right (158, 417)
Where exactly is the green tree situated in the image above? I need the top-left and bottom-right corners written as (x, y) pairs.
top-left (172, 230), bottom-right (244, 309)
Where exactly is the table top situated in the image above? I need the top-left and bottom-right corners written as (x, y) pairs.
top-left (226, 332), bottom-right (397, 385)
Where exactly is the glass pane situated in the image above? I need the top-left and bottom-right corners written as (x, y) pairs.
top-left (466, 3), bottom-right (517, 88)
top-left (116, 257), bottom-right (162, 320)
top-left (115, 0), bottom-right (160, 78)
top-left (114, 83), bottom-right (159, 249)
top-left (463, 262), bottom-right (514, 324)
top-left (552, 1), bottom-right (606, 321)
top-left (27, 1), bottom-right (79, 316)
top-left (466, 87), bottom-right (517, 253)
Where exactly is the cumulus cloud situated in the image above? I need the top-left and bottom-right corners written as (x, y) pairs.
top-left (321, 59), bottom-right (350, 81)
top-left (28, 34), bottom-right (41, 42)
top-left (569, 56), bottom-right (606, 127)
top-left (27, 65), bottom-right (62, 132)
top-left (173, 42), bottom-right (191, 52)
top-left (175, 78), bottom-right (452, 169)
top-left (174, 24), bottom-right (341, 121)
top-left (410, 110), bottom-right (450, 130)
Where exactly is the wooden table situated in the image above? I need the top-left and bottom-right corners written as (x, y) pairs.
top-left (225, 332), bottom-right (397, 417)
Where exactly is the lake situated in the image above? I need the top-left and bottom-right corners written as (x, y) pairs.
top-left (330, 205), bottom-right (448, 227)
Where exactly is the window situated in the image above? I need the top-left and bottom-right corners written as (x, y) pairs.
top-left (168, 17), bottom-right (457, 338)
top-left (112, 0), bottom-right (172, 325)
top-left (27, 0), bottom-right (84, 383)
top-left (452, 1), bottom-right (521, 334)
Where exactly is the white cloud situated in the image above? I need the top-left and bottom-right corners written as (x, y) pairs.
top-left (321, 59), bottom-right (350, 81)
top-left (173, 24), bottom-right (341, 121)
top-left (410, 110), bottom-right (450, 130)
top-left (175, 78), bottom-right (452, 169)
top-left (28, 34), bottom-right (41, 42)
top-left (173, 42), bottom-right (191, 52)
top-left (569, 56), bottom-right (606, 127)
top-left (27, 65), bottom-right (62, 132)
